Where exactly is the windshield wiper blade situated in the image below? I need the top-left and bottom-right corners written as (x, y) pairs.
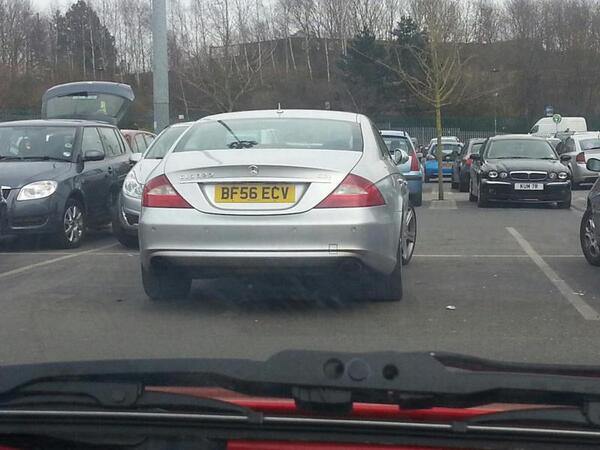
top-left (5, 351), bottom-right (600, 415)
top-left (0, 379), bottom-right (262, 421)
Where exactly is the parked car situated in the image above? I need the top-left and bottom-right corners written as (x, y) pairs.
top-left (530, 116), bottom-right (587, 137)
top-left (554, 132), bottom-right (600, 189)
top-left (451, 138), bottom-right (485, 192)
top-left (424, 141), bottom-right (463, 182)
top-left (112, 122), bottom-right (193, 248)
top-left (428, 136), bottom-right (460, 147)
top-left (139, 110), bottom-right (416, 302)
top-left (0, 81), bottom-right (135, 248)
top-left (580, 158), bottom-right (600, 265)
top-left (469, 135), bottom-right (572, 208)
top-left (380, 130), bottom-right (423, 206)
top-left (121, 129), bottom-right (156, 153)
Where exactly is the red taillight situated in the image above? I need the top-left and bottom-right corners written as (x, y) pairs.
top-left (142, 175), bottom-right (192, 208)
top-left (410, 151), bottom-right (420, 171)
top-left (465, 157), bottom-right (473, 167)
top-left (576, 152), bottom-right (586, 164)
top-left (316, 174), bottom-right (385, 208)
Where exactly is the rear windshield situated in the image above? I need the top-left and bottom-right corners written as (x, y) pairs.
top-left (0, 126), bottom-right (77, 161)
top-left (486, 139), bottom-right (557, 159)
top-left (145, 126), bottom-right (189, 159)
top-left (471, 142), bottom-right (483, 154)
top-left (429, 143), bottom-right (461, 153)
top-left (579, 138), bottom-right (600, 151)
top-left (382, 136), bottom-right (412, 153)
top-left (45, 93), bottom-right (127, 123)
top-left (174, 118), bottom-right (363, 153)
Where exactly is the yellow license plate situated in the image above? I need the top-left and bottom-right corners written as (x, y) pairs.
top-left (215, 184), bottom-right (296, 203)
top-left (442, 162), bottom-right (453, 168)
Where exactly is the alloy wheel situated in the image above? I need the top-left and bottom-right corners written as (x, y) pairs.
top-left (583, 215), bottom-right (600, 259)
top-left (402, 206), bottom-right (417, 265)
top-left (64, 204), bottom-right (84, 244)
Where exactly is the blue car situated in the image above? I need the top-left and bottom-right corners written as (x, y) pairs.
top-left (424, 141), bottom-right (463, 182)
top-left (381, 130), bottom-right (423, 206)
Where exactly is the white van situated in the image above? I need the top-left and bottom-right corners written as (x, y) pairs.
top-left (530, 117), bottom-right (587, 137)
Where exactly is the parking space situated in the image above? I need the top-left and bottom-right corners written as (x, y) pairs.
top-left (0, 182), bottom-right (598, 365)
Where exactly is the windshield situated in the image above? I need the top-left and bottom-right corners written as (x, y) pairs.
top-left (382, 136), bottom-right (412, 153)
top-left (45, 93), bottom-right (127, 124)
top-left (145, 126), bottom-right (189, 159)
top-left (0, 127), bottom-right (76, 161)
top-left (486, 139), bottom-right (557, 159)
top-left (470, 143), bottom-right (483, 154)
top-left (429, 143), bottom-right (462, 153)
top-left (175, 118), bottom-right (363, 152)
top-left (579, 138), bottom-right (600, 151)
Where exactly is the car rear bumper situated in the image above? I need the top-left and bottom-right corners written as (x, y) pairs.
top-left (425, 164), bottom-right (453, 177)
top-left (404, 173), bottom-right (423, 195)
top-left (139, 206), bottom-right (401, 276)
top-left (571, 164), bottom-right (599, 184)
top-left (481, 180), bottom-right (571, 202)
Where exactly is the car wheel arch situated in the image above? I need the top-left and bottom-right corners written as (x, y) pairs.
top-left (68, 189), bottom-right (87, 214)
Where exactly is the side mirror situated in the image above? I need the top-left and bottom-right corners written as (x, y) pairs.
top-left (393, 149), bottom-right (410, 165)
top-left (470, 154), bottom-right (481, 161)
top-left (587, 157), bottom-right (600, 172)
top-left (83, 149), bottom-right (105, 162)
top-left (560, 154), bottom-right (572, 162)
top-left (129, 152), bottom-right (143, 163)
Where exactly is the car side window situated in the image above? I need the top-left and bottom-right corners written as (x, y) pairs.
top-left (134, 134), bottom-right (147, 153)
top-left (98, 127), bottom-right (123, 157)
top-left (144, 134), bottom-right (155, 147)
top-left (81, 127), bottom-right (104, 154)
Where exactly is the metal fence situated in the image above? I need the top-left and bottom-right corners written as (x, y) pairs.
top-left (388, 126), bottom-right (496, 146)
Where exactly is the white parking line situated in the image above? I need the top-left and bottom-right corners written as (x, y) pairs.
top-left (0, 243), bottom-right (119, 280)
top-left (507, 227), bottom-right (600, 321)
top-left (414, 254), bottom-right (583, 258)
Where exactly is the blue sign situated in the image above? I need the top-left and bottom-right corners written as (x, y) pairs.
top-left (545, 105), bottom-right (554, 117)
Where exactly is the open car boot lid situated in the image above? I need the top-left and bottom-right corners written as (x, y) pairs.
top-left (41, 81), bottom-right (134, 127)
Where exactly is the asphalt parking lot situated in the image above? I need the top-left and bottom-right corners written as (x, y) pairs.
top-left (1, 182), bottom-right (599, 366)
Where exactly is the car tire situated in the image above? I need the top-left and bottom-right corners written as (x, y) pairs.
top-left (401, 205), bottom-right (417, 266)
top-left (572, 181), bottom-right (580, 191)
top-left (469, 181), bottom-right (477, 202)
top-left (410, 191), bottom-right (422, 207)
top-left (424, 172), bottom-right (430, 183)
top-left (54, 198), bottom-right (86, 249)
top-left (581, 209), bottom-right (600, 266)
top-left (142, 265), bottom-right (192, 301)
top-left (477, 183), bottom-right (488, 207)
top-left (111, 196), bottom-right (139, 249)
top-left (451, 179), bottom-right (459, 189)
top-left (363, 234), bottom-right (403, 302)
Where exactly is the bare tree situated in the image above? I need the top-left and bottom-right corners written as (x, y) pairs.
top-left (392, 0), bottom-right (469, 200)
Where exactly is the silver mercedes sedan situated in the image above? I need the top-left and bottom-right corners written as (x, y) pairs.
top-left (139, 110), bottom-right (416, 302)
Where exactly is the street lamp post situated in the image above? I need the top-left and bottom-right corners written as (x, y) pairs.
top-left (152, 0), bottom-right (169, 133)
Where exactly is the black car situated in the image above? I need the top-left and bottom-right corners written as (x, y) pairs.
top-left (469, 135), bottom-right (572, 208)
top-left (451, 138), bottom-right (485, 192)
top-left (581, 157), bottom-right (600, 265)
top-left (0, 82), bottom-right (135, 248)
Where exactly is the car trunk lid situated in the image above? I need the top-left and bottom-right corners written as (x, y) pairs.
top-left (163, 149), bottom-right (362, 215)
top-left (41, 81), bottom-right (134, 127)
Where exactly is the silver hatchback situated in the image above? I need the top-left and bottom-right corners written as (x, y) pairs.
top-left (139, 110), bottom-right (416, 302)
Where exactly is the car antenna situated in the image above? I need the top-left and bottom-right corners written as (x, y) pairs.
top-left (276, 103), bottom-right (284, 114)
